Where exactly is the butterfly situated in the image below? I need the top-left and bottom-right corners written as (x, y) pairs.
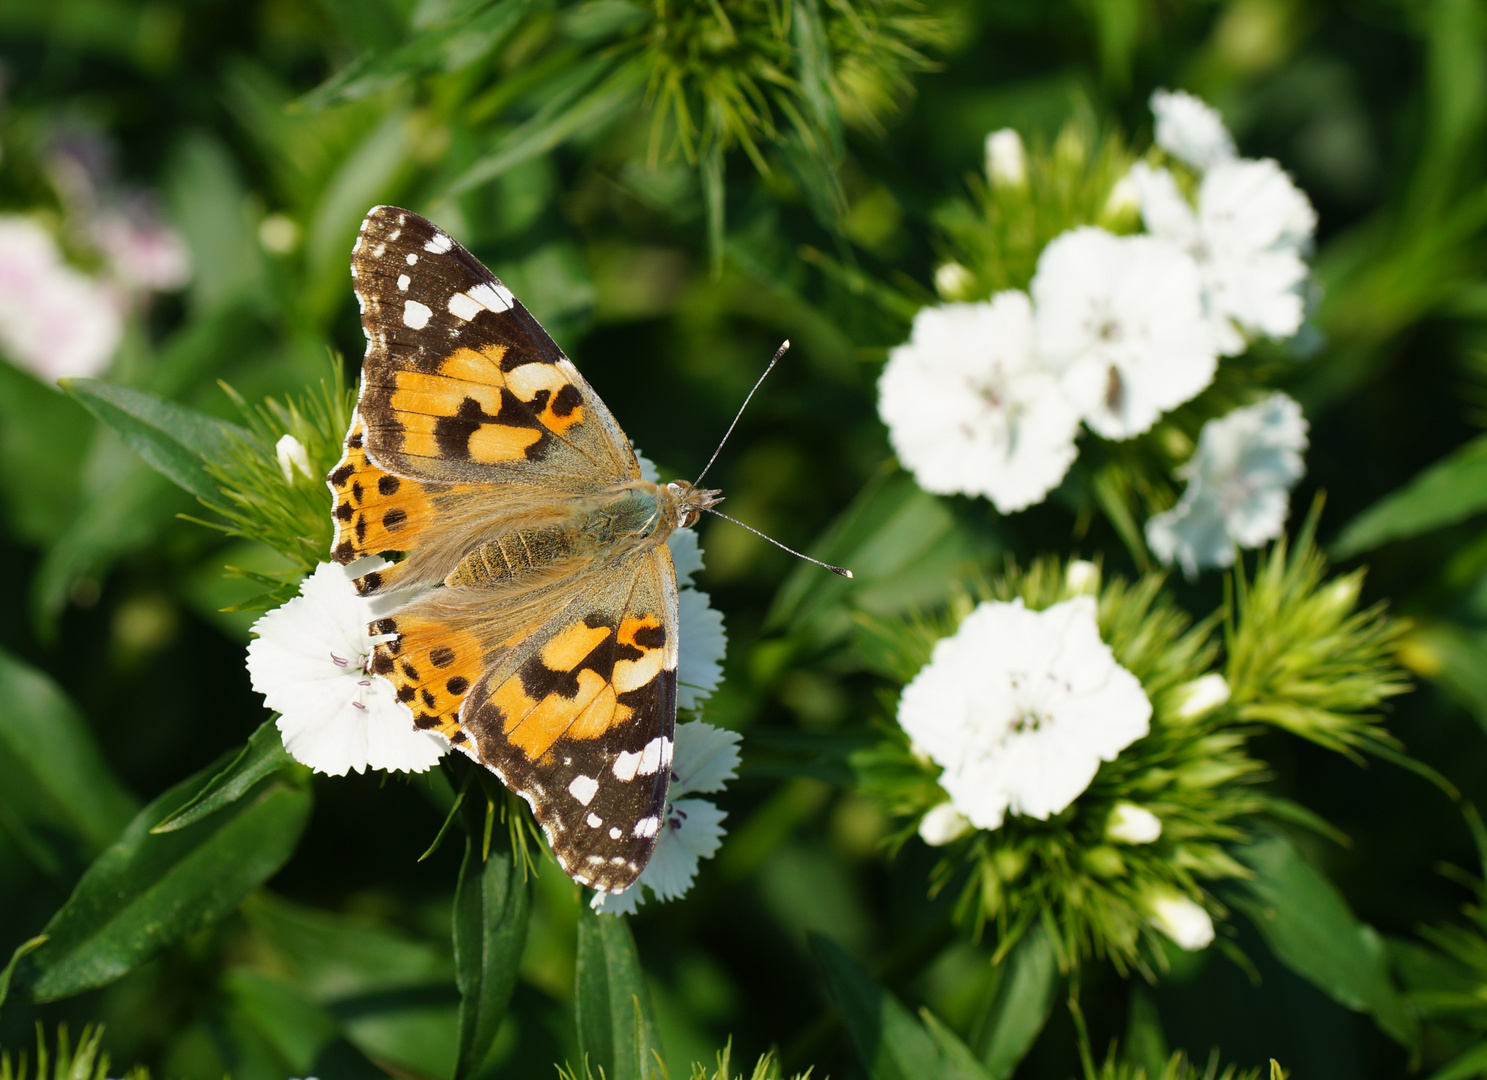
top-left (327, 205), bottom-right (720, 895)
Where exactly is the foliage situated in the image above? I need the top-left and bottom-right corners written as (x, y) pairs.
top-left (0, 1), bottom-right (1484, 1079)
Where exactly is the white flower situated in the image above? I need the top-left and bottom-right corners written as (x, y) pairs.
top-left (919, 802), bottom-right (973, 846)
top-left (1150, 88), bottom-right (1235, 171)
top-left (897, 596), bottom-right (1152, 830)
top-left (1148, 892), bottom-right (1215, 950)
top-left (592, 720), bottom-right (741, 914)
top-left (985, 128), bottom-right (1027, 187)
top-left (246, 561), bottom-right (447, 777)
top-left (934, 261), bottom-right (975, 301)
top-left (0, 216), bottom-right (122, 381)
top-left (1171, 672), bottom-right (1231, 720)
top-left (1106, 802), bottom-right (1162, 844)
top-left (1146, 393), bottom-right (1309, 577)
top-left (1130, 161), bottom-right (1315, 355)
top-left (1032, 227), bottom-right (1217, 440)
top-left (275, 434), bottom-right (314, 483)
top-left (879, 293), bottom-right (1082, 512)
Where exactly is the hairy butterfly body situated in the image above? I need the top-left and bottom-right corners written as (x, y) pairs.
top-left (330, 205), bottom-right (719, 893)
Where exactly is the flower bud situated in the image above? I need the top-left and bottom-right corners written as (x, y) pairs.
top-left (919, 801), bottom-right (973, 846)
top-left (1101, 172), bottom-right (1140, 225)
top-left (1065, 559), bottom-right (1100, 597)
top-left (934, 261), bottom-right (975, 301)
top-left (1106, 801), bottom-right (1162, 844)
top-left (276, 434), bottom-right (314, 483)
top-left (1171, 673), bottom-right (1230, 721)
top-left (1147, 891), bottom-right (1215, 950)
top-left (985, 129), bottom-right (1027, 188)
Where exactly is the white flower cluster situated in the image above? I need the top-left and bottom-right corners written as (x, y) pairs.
top-left (880, 90), bottom-right (1316, 563)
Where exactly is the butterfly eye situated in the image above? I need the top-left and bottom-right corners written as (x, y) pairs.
top-left (679, 509), bottom-right (699, 528)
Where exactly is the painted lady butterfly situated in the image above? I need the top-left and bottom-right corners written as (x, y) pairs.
top-left (328, 206), bottom-right (719, 895)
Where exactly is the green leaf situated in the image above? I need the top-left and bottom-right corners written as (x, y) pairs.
top-left (452, 835), bottom-right (532, 1079)
top-left (1333, 433), bottom-right (1487, 557)
top-left (19, 766), bottom-right (311, 1002)
top-left (1428, 1042), bottom-right (1487, 1080)
top-left (575, 905), bottom-right (661, 1080)
top-left (0, 645), bottom-right (138, 876)
top-left (151, 718), bottom-right (295, 833)
top-left (811, 934), bottom-right (993, 1080)
top-left (60, 378), bottom-right (250, 500)
top-left (768, 468), bottom-right (998, 648)
top-left (0, 935), bottom-right (48, 1018)
top-left (298, 0), bottom-right (533, 110)
top-left (448, 56), bottom-right (646, 195)
top-left (968, 922), bottom-right (1061, 1079)
top-left (1229, 831), bottom-right (1416, 1049)
top-left (0, 361), bottom-right (91, 544)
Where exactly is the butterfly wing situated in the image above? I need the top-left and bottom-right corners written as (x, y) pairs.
top-left (370, 544), bottom-right (679, 893)
top-left (350, 204), bottom-right (638, 488)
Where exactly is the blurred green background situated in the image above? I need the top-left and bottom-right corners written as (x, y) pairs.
top-left (3, 0), bottom-right (1487, 1077)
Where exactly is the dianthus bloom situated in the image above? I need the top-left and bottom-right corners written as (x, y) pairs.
top-left (1150, 88), bottom-right (1236, 172)
top-left (1032, 227), bottom-right (1218, 440)
top-left (1146, 393), bottom-right (1309, 577)
top-left (246, 561), bottom-right (448, 776)
top-left (898, 596), bottom-right (1152, 830)
top-left (0, 216), bottom-right (123, 381)
top-left (878, 292), bottom-right (1081, 512)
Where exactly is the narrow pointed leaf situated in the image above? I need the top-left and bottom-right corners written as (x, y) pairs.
top-left (1228, 831), bottom-right (1416, 1049)
top-left (575, 906), bottom-right (660, 1080)
top-left (969, 921), bottom-right (1061, 1079)
top-left (452, 835), bottom-right (531, 1079)
top-left (19, 765), bottom-right (311, 1002)
top-left (812, 933), bottom-right (993, 1080)
top-left (59, 378), bottom-right (249, 499)
top-left (152, 718), bottom-right (295, 833)
top-left (1333, 433), bottom-right (1487, 556)
top-left (0, 646), bottom-right (138, 877)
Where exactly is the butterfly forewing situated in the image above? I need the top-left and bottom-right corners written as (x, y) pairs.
top-left (351, 205), bottom-right (638, 487)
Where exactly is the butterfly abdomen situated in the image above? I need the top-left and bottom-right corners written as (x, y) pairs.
top-left (446, 525), bottom-right (581, 587)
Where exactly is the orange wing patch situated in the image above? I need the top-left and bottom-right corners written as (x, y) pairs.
top-left (369, 614), bottom-right (486, 747)
top-left (467, 612), bottom-right (670, 765)
top-left (362, 344), bottom-right (586, 468)
top-left (328, 417), bottom-right (452, 594)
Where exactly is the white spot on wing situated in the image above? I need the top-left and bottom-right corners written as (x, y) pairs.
top-left (373, 242), bottom-right (386, 257)
top-left (568, 774), bottom-right (599, 806)
top-left (402, 300), bottom-right (432, 329)
top-left (609, 827), bottom-right (622, 839)
top-left (613, 750), bottom-right (641, 782)
top-left (424, 232), bottom-right (453, 253)
top-left (586, 812), bottom-right (602, 828)
top-left (397, 274), bottom-right (410, 291)
top-left (447, 292), bottom-right (483, 321)
top-left (466, 281), bottom-right (515, 313)
top-left (661, 737), bottom-right (674, 768)
top-left (406, 253), bottom-right (418, 265)
top-left (633, 816), bottom-right (660, 838)
top-left (638, 736), bottom-right (665, 776)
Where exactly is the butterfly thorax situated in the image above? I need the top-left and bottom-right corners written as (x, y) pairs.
top-left (444, 479), bottom-right (720, 589)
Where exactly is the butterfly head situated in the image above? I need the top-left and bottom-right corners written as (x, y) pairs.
top-left (665, 481), bottom-right (722, 530)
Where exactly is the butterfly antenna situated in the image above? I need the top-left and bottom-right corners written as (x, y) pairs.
top-left (704, 508), bottom-right (853, 578)
top-left (692, 340), bottom-right (790, 488)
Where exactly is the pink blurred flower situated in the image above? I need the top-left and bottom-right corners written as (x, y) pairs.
top-left (0, 216), bottom-right (123, 381)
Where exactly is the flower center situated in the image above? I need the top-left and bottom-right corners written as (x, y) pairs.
top-left (331, 649), bottom-right (376, 711)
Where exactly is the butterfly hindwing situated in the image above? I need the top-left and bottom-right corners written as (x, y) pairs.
top-left (351, 205), bottom-right (638, 487)
top-left (459, 547), bottom-right (679, 891)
